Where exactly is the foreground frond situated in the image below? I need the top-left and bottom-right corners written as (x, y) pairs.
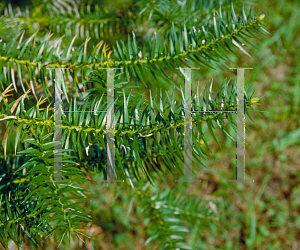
top-left (0, 5), bottom-right (268, 97)
top-left (0, 77), bottom-right (259, 183)
top-left (0, 132), bottom-right (90, 248)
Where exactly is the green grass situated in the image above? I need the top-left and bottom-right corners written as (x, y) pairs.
top-left (186, 0), bottom-right (300, 248)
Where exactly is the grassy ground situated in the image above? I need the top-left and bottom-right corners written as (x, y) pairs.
top-left (185, 0), bottom-right (300, 248)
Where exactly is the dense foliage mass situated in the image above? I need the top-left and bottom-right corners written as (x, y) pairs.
top-left (0, 0), bottom-right (266, 249)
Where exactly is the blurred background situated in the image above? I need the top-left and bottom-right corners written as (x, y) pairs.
top-left (0, 0), bottom-right (299, 249)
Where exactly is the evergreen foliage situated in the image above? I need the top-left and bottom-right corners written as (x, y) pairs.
top-left (0, 0), bottom-right (266, 249)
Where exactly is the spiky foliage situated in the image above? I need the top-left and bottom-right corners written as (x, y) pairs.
top-left (0, 0), bottom-right (266, 249)
top-left (0, 0), bottom-right (135, 40)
